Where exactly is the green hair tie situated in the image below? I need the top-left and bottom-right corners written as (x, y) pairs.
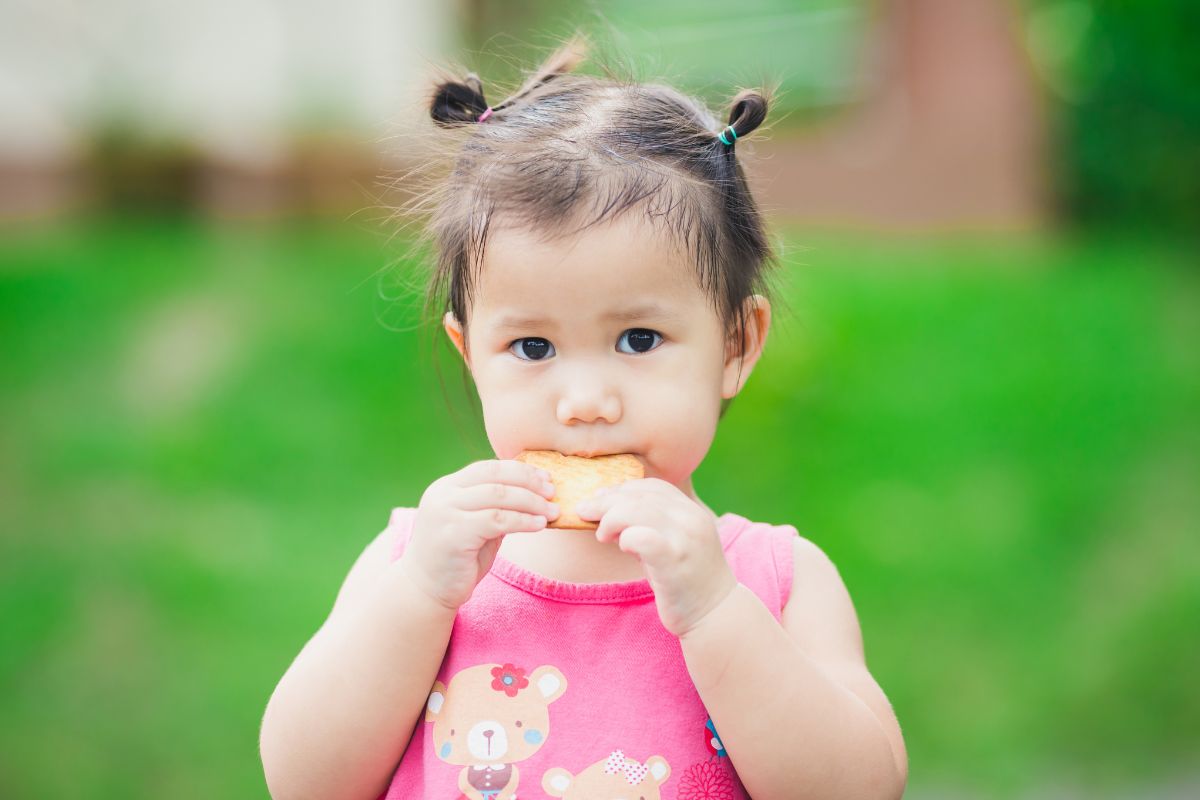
top-left (718, 125), bottom-right (738, 146)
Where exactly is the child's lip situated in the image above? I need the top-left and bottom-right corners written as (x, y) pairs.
top-left (564, 450), bottom-right (639, 460)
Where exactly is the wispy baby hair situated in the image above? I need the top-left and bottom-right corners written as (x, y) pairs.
top-left (396, 32), bottom-right (780, 366)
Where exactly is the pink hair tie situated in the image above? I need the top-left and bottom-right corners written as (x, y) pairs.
top-left (476, 107), bottom-right (494, 123)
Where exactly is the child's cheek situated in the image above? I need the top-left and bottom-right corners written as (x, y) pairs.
top-left (480, 393), bottom-right (541, 458)
top-left (649, 404), bottom-right (719, 485)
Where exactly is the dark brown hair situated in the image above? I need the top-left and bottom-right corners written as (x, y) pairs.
top-left (389, 33), bottom-right (782, 420)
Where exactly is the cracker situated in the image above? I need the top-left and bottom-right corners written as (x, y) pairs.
top-left (515, 450), bottom-right (644, 530)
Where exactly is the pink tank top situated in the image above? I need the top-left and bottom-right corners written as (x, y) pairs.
top-left (379, 506), bottom-right (796, 800)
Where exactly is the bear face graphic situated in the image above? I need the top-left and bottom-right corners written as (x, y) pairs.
top-left (542, 751), bottom-right (671, 800)
top-left (426, 663), bottom-right (566, 767)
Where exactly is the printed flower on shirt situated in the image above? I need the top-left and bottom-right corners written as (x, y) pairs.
top-left (490, 663), bottom-right (529, 697)
top-left (679, 760), bottom-right (737, 800)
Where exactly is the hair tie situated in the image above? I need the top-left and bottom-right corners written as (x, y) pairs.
top-left (718, 125), bottom-right (738, 146)
top-left (477, 107), bottom-right (494, 123)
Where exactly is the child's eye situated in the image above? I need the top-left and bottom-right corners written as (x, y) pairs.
top-left (510, 337), bottom-right (555, 361)
top-left (617, 328), bottom-right (663, 355)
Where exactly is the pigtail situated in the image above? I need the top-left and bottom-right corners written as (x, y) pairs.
top-left (429, 34), bottom-right (589, 128)
top-left (717, 89), bottom-right (770, 151)
top-left (430, 73), bottom-right (490, 127)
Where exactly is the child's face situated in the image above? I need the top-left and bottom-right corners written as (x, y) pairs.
top-left (444, 213), bottom-right (768, 494)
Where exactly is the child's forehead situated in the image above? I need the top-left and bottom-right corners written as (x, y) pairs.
top-left (475, 214), bottom-right (705, 312)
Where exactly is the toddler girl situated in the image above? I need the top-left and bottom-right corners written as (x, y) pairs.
top-left (260, 35), bottom-right (907, 800)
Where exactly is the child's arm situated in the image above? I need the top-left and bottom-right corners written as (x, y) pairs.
top-left (679, 536), bottom-right (908, 800)
top-left (260, 460), bottom-right (557, 800)
top-left (576, 478), bottom-right (905, 797)
top-left (258, 526), bottom-right (457, 800)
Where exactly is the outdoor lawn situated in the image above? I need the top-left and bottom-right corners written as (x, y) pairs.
top-left (1, 217), bottom-right (1196, 798)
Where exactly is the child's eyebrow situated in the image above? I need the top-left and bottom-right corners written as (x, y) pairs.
top-left (490, 313), bottom-right (557, 332)
top-left (602, 302), bottom-right (681, 323)
top-left (492, 303), bottom-right (680, 331)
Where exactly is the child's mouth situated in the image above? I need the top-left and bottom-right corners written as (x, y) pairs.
top-left (560, 449), bottom-right (641, 461)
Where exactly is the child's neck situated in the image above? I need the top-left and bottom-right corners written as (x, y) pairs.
top-left (497, 528), bottom-right (649, 584)
top-left (496, 482), bottom-right (719, 585)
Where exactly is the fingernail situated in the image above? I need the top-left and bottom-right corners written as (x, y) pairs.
top-left (538, 469), bottom-right (552, 481)
top-left (542, 480), bottom-right (557, 497)
top-left (546, 503), bottom-right (560, 519)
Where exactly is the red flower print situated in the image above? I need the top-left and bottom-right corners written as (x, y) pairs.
top-left (489, 663), bottom-right (529, 697)
top-left (678, 760), bottom-right (737, 800)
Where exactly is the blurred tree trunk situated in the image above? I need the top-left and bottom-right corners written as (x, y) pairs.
top-left (748, 0), bottom-right (1047, 231)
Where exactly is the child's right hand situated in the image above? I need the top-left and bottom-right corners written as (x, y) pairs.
top-left (399, 459), bottom-right (560, 611)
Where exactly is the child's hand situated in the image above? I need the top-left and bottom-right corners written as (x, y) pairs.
top-left (400, 460), bottom-right (560, 611)
top-left (574, 480), bottom-right (738, 638)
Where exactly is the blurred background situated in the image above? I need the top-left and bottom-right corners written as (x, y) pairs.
top-left (2, 0), bottom-right (1197, 797)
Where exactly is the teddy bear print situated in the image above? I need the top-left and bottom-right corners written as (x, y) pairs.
top-left (541, 750), bottom-right (671, 799)
top-left (426, 662), bottom-right (567, 800)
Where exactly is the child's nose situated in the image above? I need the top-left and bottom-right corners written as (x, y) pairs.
top-left (555, 374), bottom-right (621, 425)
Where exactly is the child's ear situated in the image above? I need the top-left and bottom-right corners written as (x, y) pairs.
top-left (721, 295), bottom-right (771, 399)
top-left (443, 312), bottom-right (469, 363)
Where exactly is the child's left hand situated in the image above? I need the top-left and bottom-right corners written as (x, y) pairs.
top-left (574, 479), bottom-right (737, 638)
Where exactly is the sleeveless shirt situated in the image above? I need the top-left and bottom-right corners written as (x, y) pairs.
top-left (378, 506), bottom-right (796, 800)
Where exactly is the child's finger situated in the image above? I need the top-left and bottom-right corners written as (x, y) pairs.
top-left (614, 525), bottom-right (666, 563)
top-left (574, 490), bottom-right (622, 523)
top-left (454, 459), bottom-right (556, 499)
top-left (456, 483), bottom-right (559, 521)
top-left (468, 508), bottom-right (549, 539)
top-left (589, 504), bottom-right (643, 544)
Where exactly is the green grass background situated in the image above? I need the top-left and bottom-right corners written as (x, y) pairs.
top-left (1, 218), bottom-right (1197, 798)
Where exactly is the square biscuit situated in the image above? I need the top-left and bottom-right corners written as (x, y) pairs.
top-left (515, 450), bottom-right (644, 529)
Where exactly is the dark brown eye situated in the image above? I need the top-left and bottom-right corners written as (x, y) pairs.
top-left (511, 337), bottom-right (554, 361)
top-left (617, 328), bottom-right (662, 354)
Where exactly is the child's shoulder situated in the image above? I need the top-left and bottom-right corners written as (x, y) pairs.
top-left (310, 510), bottom-right (412, 636)
top-left (719, 511), bottom-right (856, 624)
top-left (770, 520), bottom-right (867, 667)
top-left (722, 511), bottom-right (836, 576)
top-left (719, 512), bottom-right (822, 620)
